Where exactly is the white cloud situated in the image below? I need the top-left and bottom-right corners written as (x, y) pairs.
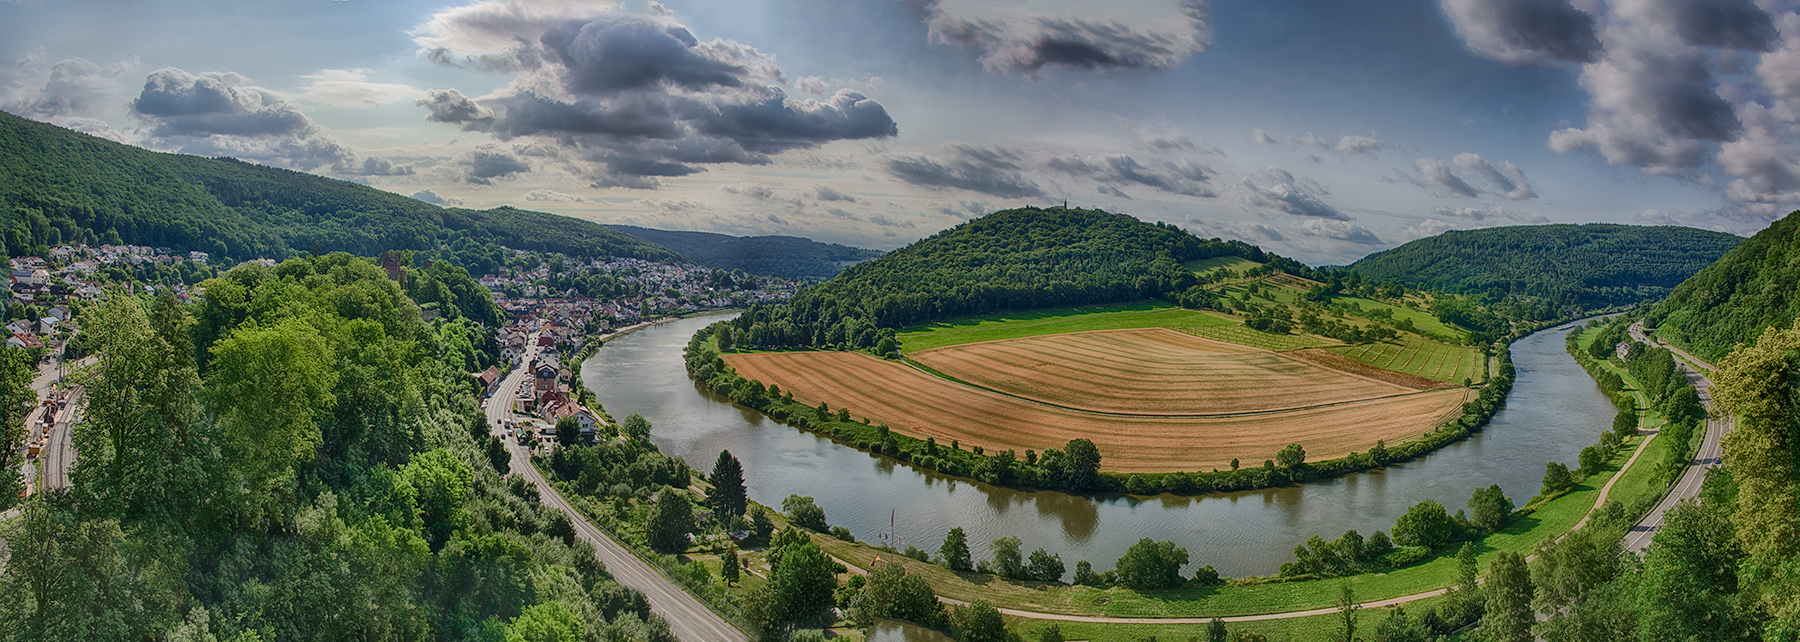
top-left (298, 69), bottom-right (423, 108)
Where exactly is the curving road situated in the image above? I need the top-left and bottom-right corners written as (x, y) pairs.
top-left (1622, 321), bottom-right (1730, 552)
top-left (486, 334), bottom-right (747, 642)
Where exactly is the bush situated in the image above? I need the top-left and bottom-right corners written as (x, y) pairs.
top-left (783, 495), bottom-right (828, 532)
top-left (831, 525), bottom-right (854, 542)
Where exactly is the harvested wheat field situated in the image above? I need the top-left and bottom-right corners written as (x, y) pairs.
top-left (910, 328), bottom-right (1437, 415)
top-left (724, 350), bottom-right (1472, 473)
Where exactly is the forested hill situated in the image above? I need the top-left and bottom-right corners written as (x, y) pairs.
top-left (730, 206), bottom-right (1264, 349)
top-left (1647, 210), bottom-right (1800, 361)
top-left (604, 224), bottom-right (882, 279)
top-left (0, 111), bottom-right (678, 262)
top-left (1348, 224), bottom-right (1741, 319)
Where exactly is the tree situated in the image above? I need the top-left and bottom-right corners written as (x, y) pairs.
top-left (1480, 551), bottom-right (1534, 642)
top-left (749, 505), bottom-right (775, 543)
top-left (1060, 438), bottom-right (1102, 490)
top-left (555, 416), bottom-right (584, 449)
top-left (1115, 538), bottom-right (1189, 590)
top-left (849, 562), bottom-right (944, 627)
top-left (485, 435), bottom-right (511, 474)
top-left (1391, 499), bottom-right (1456, 549)
top-left (1369, 439), bottom-right (1389, 466)
top-left (782, 494), bottom-right (828, 532)
top-left (204, 317), bottom-right (337, 524)
top-left (1578, 445), bottom-right (1606, 477)
top-left (989, 536), bottom-right (1025, 579)
top-left (940, 527), bottom-right (973, 571)
top-left (1208, 618), bottom-right (1228, 642)
top-left (1337, 584), bottom-right (1360, 642)
top-left (716, 324), bottom-right (734, 352)
top-left (875, 336), bottom-right (897, 358)
top-left (1072, 560), bottom-right (1102, 586)
top-left (621, 412), bottom-right (653, 441)
top-left (647, 487), bottom-right (696, 554)
top-left (722, 545), bottom-right (740, 586)
top-left (1037, 623), bottom-right (1064, 642)
top-left (0, 346), bottom-right (29, 511)
top-left (954, 600), bottom-right (1011, 642)
top-left (769, 535), bottom-right (838, 628)
top-left (1026, 548), bottom-right (1065, 583)
top-left (506, 602), bottom-right (583, 642)
top-left (708, 450), bottom-right (746, 519)
top-left (1543, 461), bottom-right (1575, 494)
top-left (1468, 484), bottom-right (1514, 533)
top-left (1276, 443), bottom-right (1306, 469)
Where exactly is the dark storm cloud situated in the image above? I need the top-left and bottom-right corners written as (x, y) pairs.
top-left (416, 7), bottom-right (895, 186)
top-left (886, 144), bottom-right (1044, 199)
top-left (913, 0), bottom-right (1212, 76)
top-left (1441, 0), bottom-right (1603, 64)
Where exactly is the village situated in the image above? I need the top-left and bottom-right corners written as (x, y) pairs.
top-left (470, 254), bottom-right (797, 452)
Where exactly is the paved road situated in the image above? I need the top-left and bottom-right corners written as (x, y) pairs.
top-left (486, 336), bottom-right (747, 642)
top-left (1622, 322), bottom-right (1730, 552)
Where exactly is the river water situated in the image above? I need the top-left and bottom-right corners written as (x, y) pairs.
top-left (581, 314), bottom-right (1613, 578)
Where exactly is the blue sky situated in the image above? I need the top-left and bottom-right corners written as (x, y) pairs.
top-left (3, 0), bottom-right (1792, 263)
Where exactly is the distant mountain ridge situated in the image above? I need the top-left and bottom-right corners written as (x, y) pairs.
top-left (1348, 223), bottom-right (1741, 319)
top-left (0, 111), bottom-right (679, 263)
top-left (604, 224), bottom-right (882, 279)
top-left (1648, 211), bottom-right (1800, 361)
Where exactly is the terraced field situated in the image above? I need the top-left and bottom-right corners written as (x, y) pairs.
top-left (724, 350), bottom-right (1473, 472)
top-left (910, 328), bottom-right (1412, 415)
top-left (1327, 333), bottom-right (1486, 383)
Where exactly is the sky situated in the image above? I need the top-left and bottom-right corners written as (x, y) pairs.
top-left (3, 0), bottom-right (1796, 264)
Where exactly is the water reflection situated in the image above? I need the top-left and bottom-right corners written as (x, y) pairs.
top-left (864, 620), bottom-right (957, 642)
top-left (585, 315), bottom-right (1614, 578)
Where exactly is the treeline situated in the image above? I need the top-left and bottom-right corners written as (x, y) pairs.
top-left (686, 323), bottom-right (1519, 496)
top-left (727, 207), bottom-right (1265, 349)
top-left (1647, 209), bottom-right (1800, 362)
top-left (1567, 317), bottom-right (1707, 486)
top-left (605, 224), bottom-right (884, 280)
top-left (0, 254), bottom-right (678, 641)
top-left (0, 111), bottom-right (680, 263)
top-left (1349, 223), bottom-right (1742, 321)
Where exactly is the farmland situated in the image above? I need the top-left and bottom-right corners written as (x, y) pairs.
top-left (723, 349), bottom-right (1472, 473)
top-left (895, 302), bottom-right (1234, 352)
top-left (1327, 333), bottom-right (1487, 383)
top-left (909, 328), bottom-right (1425, 416)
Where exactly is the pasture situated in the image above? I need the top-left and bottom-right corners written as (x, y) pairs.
top-left (724, 350), bottom-right (1472, 473)
top-left (909, 328), bottom-right (1420, 415)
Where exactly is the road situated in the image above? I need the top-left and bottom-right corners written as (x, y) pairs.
top-left (486, 335), bottom-right (747, 642)
top-left (1621, 321), bottom-right (1730, 552)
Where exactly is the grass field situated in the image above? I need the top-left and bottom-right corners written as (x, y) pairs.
top-left (1327, 334), bottom-right (1486, 384)
top-left (1334, 295), bottom-right (1467, 342)
top-left (1188, 323), bottom-right (1338, 351)
top-left (910, 328), bottom-right (1423, 415)
top-left (725, 350), bottom-right (1470, 472)
top-left (1183, 256), bottom-right (1263, 274)
top-left (896, 302), bottom-right (1236, 352)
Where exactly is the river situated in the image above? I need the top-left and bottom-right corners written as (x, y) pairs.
top-left (581, 314), bottom-right (1614, 578)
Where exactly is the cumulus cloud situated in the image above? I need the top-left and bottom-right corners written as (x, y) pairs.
top-left (912, 0), bottom-right (1212, 76)
top-left (1452, 152), bottom-right (1537, 199)
top-left (1445, 0), bottom-right (1800, 224)
top-left (1044, 152), bottom-right (1214, 197)
top-left (1413, 158), bottom-right (1481, 197)
top-left (1440, 0), bottom-right (1604, 65)
top-left (353, 157), bottom-right (416, 176)
top-left (414, 4), bottom-right (897, 188)
top-left (886, 143), bottom-right (1044, 198)
top-left (1241, 166), bottom-right (1350, 220)
top-left (1295, 219), bottom-right (1383, 245)
top-left (461, 145), bottom-right (531, 185)
top-left (0, 55), bottom-right (137, 123)
top-left (1251, 128), bottom-right (1387, 155)
top-left (411, 189), bottom-right (463, 206)
top-left (1430, 205), bottom-right (1550, 223)
top-left (126, 67), bottom-right (363, 171)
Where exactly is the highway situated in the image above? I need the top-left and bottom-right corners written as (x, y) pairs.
top-left (1622, 321), bottom-right (1730, 552)
top-left (486, 335), bottom-right (747, 642)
